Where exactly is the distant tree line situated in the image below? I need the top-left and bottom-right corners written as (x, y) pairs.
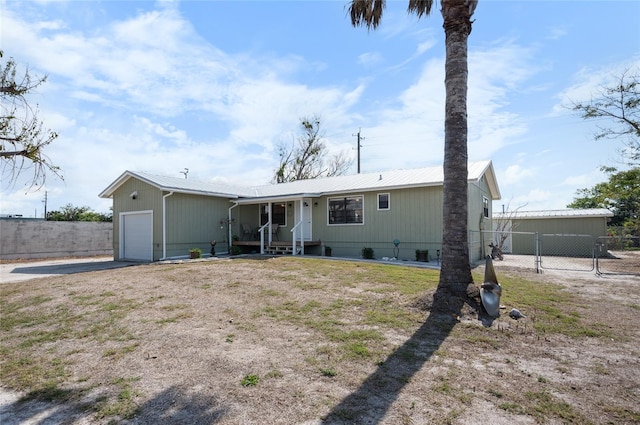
top-left (568, 166), bottom-right (639, 237)
top-left (46, 204), bottom-right (112, 222)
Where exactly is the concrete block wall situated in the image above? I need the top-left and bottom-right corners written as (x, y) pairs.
top-left (0, 220), bottom-right (113, 260)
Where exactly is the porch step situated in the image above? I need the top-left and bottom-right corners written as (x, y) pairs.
top-left (264, 245), bottom-right (298, 255)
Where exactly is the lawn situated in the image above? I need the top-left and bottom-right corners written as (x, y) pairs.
top-left (1, 256), bottom-right (639, 424)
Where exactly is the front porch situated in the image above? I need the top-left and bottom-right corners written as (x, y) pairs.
top-left (232, 240), bottom-right (323, 255)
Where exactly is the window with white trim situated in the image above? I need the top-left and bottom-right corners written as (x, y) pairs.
top-left (483, 197), bottom-right (489, 218)
top-left (377, 193), bottom-right (390, 210)
top-left (328, 195), bottom-right (363, 224)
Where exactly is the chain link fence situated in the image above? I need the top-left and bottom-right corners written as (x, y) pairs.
top-left (595, 236), bottom-right (640, 276)
top-left (475, 231), bottom-right (639, 276)
top-left (539, 234), bottom-right (595, 272)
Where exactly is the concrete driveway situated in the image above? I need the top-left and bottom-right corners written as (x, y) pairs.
top-left (0, 257), bottom-right (134, 284)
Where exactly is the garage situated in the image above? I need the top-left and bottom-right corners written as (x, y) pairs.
top-left (120, 211), bottom-right (153, 261)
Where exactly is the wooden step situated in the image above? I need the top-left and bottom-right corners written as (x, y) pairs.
top-left (264, 245), bottom-right (294, 255)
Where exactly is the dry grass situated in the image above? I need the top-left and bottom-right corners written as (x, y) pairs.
top-left (1, 255), bottom-right (639, 424)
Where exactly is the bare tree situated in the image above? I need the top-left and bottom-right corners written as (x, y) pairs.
top-left (572, 68), bottom-right (639, 166)
top-left (274, 116), bottom-right (352, 183)
top-left (1, 51), bottom-right (61, 189)
top-left (492, 201), bottom-right (528, 251)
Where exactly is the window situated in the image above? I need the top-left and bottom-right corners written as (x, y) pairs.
top-left (260, 203), bottom-right (286, 226)
top-left (483, 197), bottom-right (489, 218)
top-left (328, 195), bottom-right (363, 225)
top-left (377, 193), bottom-right (390, 210)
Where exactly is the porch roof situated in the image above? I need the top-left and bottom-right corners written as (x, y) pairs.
top-left (233, 193), bottom-right (322, 205)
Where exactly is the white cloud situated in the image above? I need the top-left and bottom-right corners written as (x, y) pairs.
top-left (358, 52), bottom-right (383, 67)
top-left (503, 164), bottom-right (535, 184)
top-left (512, 188), bottom-right (552, 207)
top-left (560, 167), bottom-right (607, 189)
top-left (553, 58), bottom-right (640, 114)
top-left (546, 26), bottom-right (568, 41)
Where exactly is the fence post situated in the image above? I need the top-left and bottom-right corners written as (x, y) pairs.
top-left (535, 232), bottom-right (540, 273)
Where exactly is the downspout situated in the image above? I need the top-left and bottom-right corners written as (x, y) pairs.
top-left (228, 202), bottom-right (239, 254)
top-left (161, 191), bottom-right (174, 260)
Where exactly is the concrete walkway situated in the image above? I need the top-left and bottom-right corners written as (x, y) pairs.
top-left (0, 257), bottom-right (134, 284)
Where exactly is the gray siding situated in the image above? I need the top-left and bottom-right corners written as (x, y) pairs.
top-left (468, 177), bottom-right (494, 262)
top-left (112, 180), bottom-right (233, 260)
top-left (164, 193), bottom-right (231, 259)
top-left (511, 216), bottom-right (609, 256)
top-left (312, 186), bottom-right (444, 259)
top-left (515, 216), bottom-right (608, 236)
top-left (112, 179), bottom-right (163, 260)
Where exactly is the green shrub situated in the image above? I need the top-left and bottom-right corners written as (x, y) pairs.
top-left (361, 247), bottom-right (374, 259)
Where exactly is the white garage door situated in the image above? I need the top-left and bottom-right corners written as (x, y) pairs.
top-left (121, 211), bottom-right (153, 261)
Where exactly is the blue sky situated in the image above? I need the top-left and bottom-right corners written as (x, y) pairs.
top-left (1, 0), bottom-right (639, 217)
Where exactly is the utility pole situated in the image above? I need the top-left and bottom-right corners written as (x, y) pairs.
top-left (42, 191), bottom-right (48, 220)
top-left (353, 128), bottom-right (364, 174)
top-left (180, 168), bottom-right (189, 179)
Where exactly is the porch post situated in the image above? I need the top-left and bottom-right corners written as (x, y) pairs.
top-left (267, 202), bottom-right (272, 245)
top-left (291, 200), bottom-right (297, 256)
top-left (299, 198), bottom-right (305, 256)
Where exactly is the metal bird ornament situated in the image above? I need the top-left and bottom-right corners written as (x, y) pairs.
top-left (480, 255), bottom-right (502, 317)
top-left (509, 308), bottom-right (526, 320)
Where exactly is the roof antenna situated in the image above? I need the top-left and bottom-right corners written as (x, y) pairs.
top-left (180, 168), bottom-right (189, 179)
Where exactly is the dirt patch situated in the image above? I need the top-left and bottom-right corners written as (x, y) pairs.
top-left (1, 254), bottom-right (639, 424)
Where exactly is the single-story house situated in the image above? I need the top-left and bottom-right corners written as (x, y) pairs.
top-left (492, 208), bottom-right (613, 256)
top-left (99, 160), bottom-right (501, 262)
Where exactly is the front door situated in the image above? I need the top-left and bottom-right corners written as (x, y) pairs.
top-left (296, 199), bottom-right (312, 240)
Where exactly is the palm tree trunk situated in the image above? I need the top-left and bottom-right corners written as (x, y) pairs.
top-left (437, 0), bottom-right (476, 299)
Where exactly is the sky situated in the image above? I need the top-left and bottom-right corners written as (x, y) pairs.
top-left (1, 0), bottom-right (639, 218)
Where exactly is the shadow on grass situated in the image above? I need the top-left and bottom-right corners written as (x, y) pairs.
top-left (321, 290), bottom-right (484, 424)
top-left (1, 385), bottom-right (228, 425)
top-left (10, 261), bottom-right (133, 276)
top-left (131, 386), bottom-right (228, 424)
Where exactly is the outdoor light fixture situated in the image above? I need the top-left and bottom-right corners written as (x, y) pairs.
top-left (130, 191), bottom-right (138, 200)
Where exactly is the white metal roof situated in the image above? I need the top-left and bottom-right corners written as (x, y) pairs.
top-left (100, 160), bottom-right (500, 201)
top-left (98, 170), bottom-right (254, 199)
top-left (493, 208), bottom-right (613, 219)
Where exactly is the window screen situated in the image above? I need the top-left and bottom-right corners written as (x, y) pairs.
top-left (328, 196), bottom-right (363, 224)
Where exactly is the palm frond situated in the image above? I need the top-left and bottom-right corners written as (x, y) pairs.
top-left (348, 0), bottom-right (386, 29)
top-left (407, 0), bottom-right (434, 18)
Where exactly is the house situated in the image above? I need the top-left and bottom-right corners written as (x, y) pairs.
top-left (492, 208), bottom-right (613, 256)
top-left (99, 160), bottom-right (501, 262)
